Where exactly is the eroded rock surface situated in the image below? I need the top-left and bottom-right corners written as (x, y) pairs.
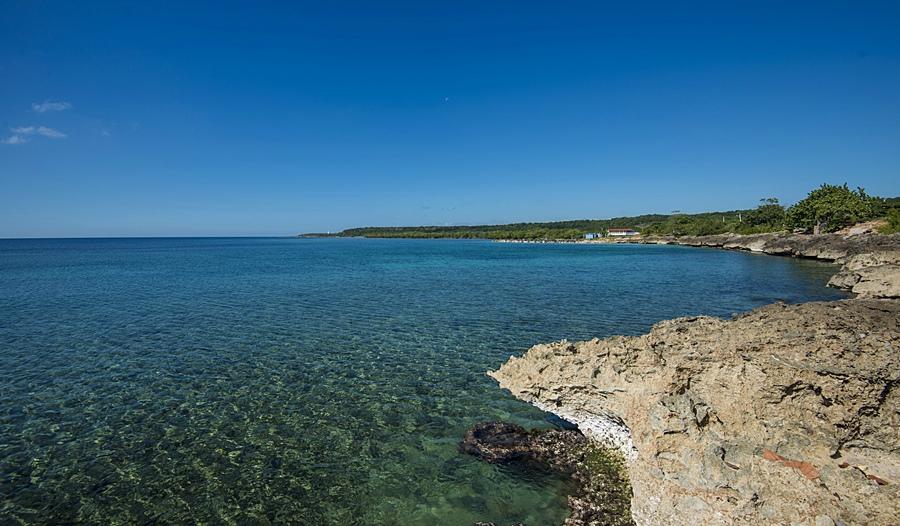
top-left (489, 300), bottom-right (900, 526)
top-left (827, 251), bottom-right (900, 298)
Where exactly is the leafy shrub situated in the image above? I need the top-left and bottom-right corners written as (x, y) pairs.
top-left (787, 184), bottom-right (881, 234)
top-left (744, 198), bottom-right (786, 230)
top-left (880, 208), bottom-right (900, 234)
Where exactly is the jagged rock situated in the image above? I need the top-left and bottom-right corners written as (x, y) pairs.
top-left (846, 264), bottom-right (900, 297)
top-left (489, 300), bottom-right (900, 526)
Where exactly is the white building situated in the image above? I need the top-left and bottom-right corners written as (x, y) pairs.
top-left (607, 228), bottom-right (639, 237)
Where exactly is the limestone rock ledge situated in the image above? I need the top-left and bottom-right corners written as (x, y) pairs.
top-left (489, 299), bottom-right (900, 526)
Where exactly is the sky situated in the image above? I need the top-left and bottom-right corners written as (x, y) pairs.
top-left (1, 1), bottom-right (899, 237)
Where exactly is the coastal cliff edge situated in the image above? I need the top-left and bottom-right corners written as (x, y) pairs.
top-left (483, 233), bottom-right (900, 525)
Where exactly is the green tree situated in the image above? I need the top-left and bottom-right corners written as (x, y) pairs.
top-left (787, 184), bottom-right (880, 234)
top-left (745, 197), bottom-right (786, 229)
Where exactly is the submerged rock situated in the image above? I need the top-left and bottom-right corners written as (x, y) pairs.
top-left (461, 422), bottom-right (634, 526)
top-left (489, 299), bottom-right (900, 526)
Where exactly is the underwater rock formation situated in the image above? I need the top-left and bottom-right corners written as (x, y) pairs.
top-left (461, 422), bottom-right (633, 526)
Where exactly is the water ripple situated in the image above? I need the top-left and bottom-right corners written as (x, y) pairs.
top-left (0, 238), bottom-right (845, 525)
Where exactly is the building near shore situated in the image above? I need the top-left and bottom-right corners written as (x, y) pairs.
top-left (607, 228), bottom-right (639, 237)
top-left (584, 232), bottom-right (601, 240)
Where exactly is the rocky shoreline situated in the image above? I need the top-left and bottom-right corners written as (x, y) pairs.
top-left (474, 232), bottom-right (900, 525)
top-left (502, 232), bottom-right (900, 298)
top-left (644, 232), bottom-right (900, 298)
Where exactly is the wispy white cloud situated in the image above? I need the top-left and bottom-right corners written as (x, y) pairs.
top-left (1, 135), bottom-right (28, 145)
top-left (12, 126), bottom-right (67, 138)
top-left (2, 125), bottom-right (67, 145)
top-left (36, 126), bottom-right (66, 138)
top-left (32, 100), bottom-right (72, 113)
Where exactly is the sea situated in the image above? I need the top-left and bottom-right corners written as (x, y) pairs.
top-left (0, 237), bottom-right (846, 525)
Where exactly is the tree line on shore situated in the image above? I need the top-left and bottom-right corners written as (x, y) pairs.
top-left (335, 184), bottom-right (900, 240)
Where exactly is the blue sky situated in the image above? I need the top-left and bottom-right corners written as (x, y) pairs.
top-left (2, 1), bottom-right (899, 237)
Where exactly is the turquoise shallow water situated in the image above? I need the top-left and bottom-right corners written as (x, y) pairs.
top-left (0, 238), bottom-right (846, 525)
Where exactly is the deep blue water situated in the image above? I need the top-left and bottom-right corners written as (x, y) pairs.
top-left (0, 238), bottom-right (846, 525)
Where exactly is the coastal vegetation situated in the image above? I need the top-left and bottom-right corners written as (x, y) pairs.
top-left (334, 184), bottom-right (898, 240)
top-left (880, 208), bottom-right (900, 234)
top-left (786, 184), bottom-right (884, 234)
